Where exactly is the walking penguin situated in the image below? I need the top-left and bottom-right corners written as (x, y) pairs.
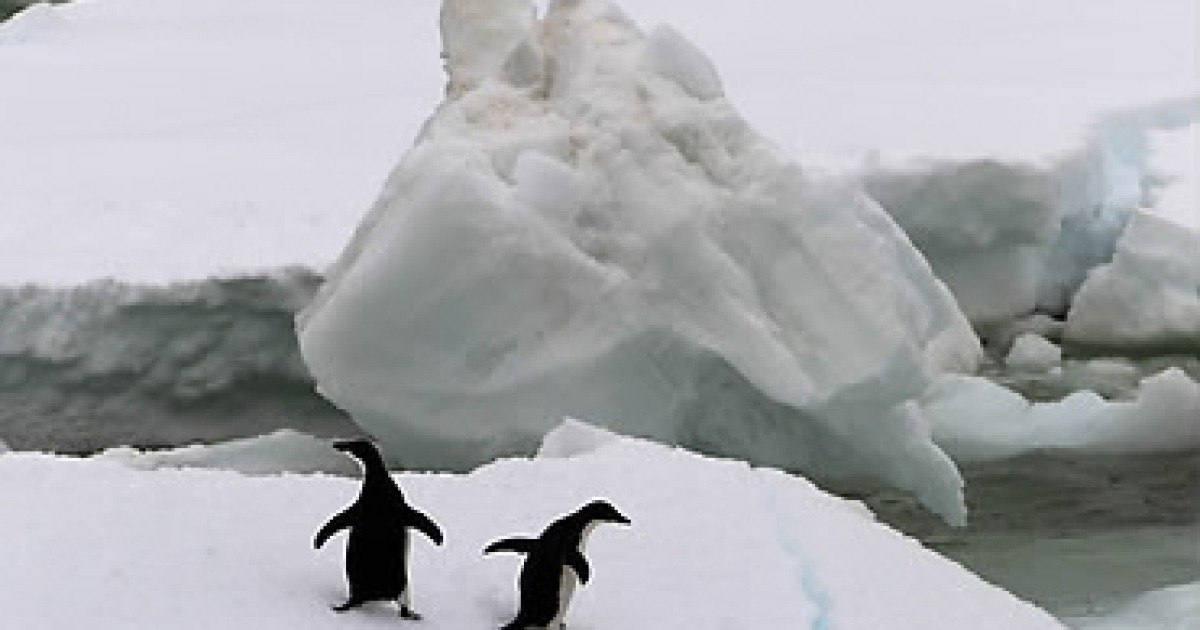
top-left (484, 500), bottom-right (630, 629)
top-left (314, 439), bottom-right (444, 619)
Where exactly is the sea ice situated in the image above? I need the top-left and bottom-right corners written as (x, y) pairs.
top-left (298, 0), bottom-right (980, 523)
top-left (97, 429), bottom-right (359, 476)
top-left (924, 368), bottom-right (1200, 462)
top-left (860, 99), bottom-right (1200, 331)
top-left (0, 423), bottom-right (1067, 629)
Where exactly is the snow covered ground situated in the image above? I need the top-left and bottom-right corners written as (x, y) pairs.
top-left (0, 424), bottom-right (1066, 630)
top-left (0, 0), bottom-right (1194, 285)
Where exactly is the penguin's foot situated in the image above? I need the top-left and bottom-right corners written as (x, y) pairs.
top-left (332, 599), bottom-right (363, 613)
top-left (399, 605), bottom-right (423, 621)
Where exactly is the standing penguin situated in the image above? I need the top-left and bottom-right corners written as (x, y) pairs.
top-left (484, 500), bottom-right (630, 630)
top-left (314, 439), bottom-right (444, 619)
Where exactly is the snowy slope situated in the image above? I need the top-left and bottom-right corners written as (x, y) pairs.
top-left (0, 424), bottom-right (1065, 630)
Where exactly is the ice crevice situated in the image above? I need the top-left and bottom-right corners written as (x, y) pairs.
top-left (762, 482), bottom-right (833, 630)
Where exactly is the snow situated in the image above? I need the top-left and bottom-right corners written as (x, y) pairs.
top-left (0, 423), bottom-right (1066, 630)
top-left (924, 368), bottom-right (1200, 463)
top-left (1145, 123), bottom-right (1199, 232)
top-left (0, 0), bottom-right (1193, 625)
top-left (0, 0), bottom-right (441, 284)
top-left (0, 0), bottom-right (1194, 286)
top-left (298, 0), bottom-right (981, 525)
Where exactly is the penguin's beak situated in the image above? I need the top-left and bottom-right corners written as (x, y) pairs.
top-left (610, 509), bottom-right (632, 526)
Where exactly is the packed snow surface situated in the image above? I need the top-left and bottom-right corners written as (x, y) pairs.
top-left (299, 0), bottom-right (982, 524)
top-left (0, 423), bottom-right (1066, 630)
top-left (0, 0), bottom-right (1194, 284)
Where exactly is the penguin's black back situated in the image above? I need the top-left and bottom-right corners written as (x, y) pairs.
top-left (492, 501), bottom-right (629, 628)
top-left (328, 440), bottom-right (443, 606)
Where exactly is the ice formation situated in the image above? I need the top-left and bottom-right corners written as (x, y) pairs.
top-left (861, 158), bottom-right (1060, 326)
top-left (924, 368), bottom-right (1200, 462)
top-left (96, 429), bottom-right (360, 476)
top-left (298, 0), bottom-right (981, 523)
top-left (0, 423), bottom-right (1067, 629)
top-left (0, 271), bottom-right (351, 451)
top-left (1064, 121), bottom-right (1200, 350)
top-left (860, 98), bottom-right (1200, 332)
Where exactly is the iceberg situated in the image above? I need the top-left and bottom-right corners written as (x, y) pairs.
top-left (298, 0), bottom-right (981, 523)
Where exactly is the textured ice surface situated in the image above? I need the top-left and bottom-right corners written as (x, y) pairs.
top-left (0, 423), bottom-right (1067, 629)
top-left (1064, 121), bottom-right (1200, 350)
top-left (0, 271), bottom-right (352, 451)
top-left (298, 0), bottom-right (980, 523)
top-left (861, 157), bottom-right (1060, 326)
top-left (1065, 212), bottom-right (1200, 349)
top-left (860, 99), bottom-right (1200, 330)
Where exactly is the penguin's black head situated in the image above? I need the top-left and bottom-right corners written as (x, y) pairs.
top-left (576, 500), bottom-right (631, 526)
top-left (332, 438), bottom-right (383, 464)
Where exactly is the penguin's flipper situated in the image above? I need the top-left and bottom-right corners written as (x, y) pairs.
top-left (409, 508), bottom-right (445, 545)
top-left (483, 537), bottom-right (537, 555)
top-left (566, 549), bottom-right (591, 584)
top-left (314, 507), bottom-right (355, 549)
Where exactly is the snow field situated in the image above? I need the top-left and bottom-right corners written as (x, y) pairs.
top-left (0, 425), bottom-right (1065, 629)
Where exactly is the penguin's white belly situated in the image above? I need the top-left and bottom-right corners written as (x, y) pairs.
top-left (400, 533), bottom-right (412, 606)
top-left (548, 566), bottom-right (579, 628)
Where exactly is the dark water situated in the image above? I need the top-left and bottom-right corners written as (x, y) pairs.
top-left (2, 0), bottom-right (39, 21)
top-left (865, 450), bottom-right (1200, 620)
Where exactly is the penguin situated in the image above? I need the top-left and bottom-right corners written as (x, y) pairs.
top-left (484, 500), bottom-right (630, 630)
top-left (314, 439), bottom-right (444, 619)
